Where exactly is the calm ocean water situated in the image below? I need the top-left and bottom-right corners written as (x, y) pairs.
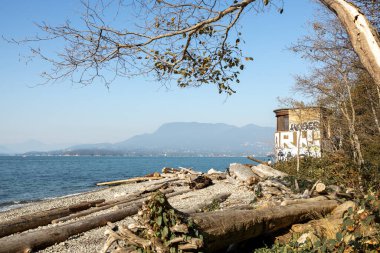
top-left (0, 156), bottom-right (264, 211)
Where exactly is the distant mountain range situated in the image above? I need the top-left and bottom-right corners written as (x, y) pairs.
top-left (1, 122), bottom-right (275, 156)
top-left (0, 140), bottom-right (69, 155)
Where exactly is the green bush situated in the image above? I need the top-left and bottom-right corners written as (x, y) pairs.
top-left (273, 152), bottom-right (380, 191)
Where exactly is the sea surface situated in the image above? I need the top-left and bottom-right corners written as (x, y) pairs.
top-left (0, 156), bottom-right (265, 211)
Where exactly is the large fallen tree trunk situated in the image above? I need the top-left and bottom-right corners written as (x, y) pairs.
top-left (251, 164), bottom-right (288, 179)
top-left (0, 189), bottom-right (191, 253)
top-left (0, 199), bottom-right (105, 238)
top-left (229, 163), bottom-right (260, 185)
top-left (192, 199), bottom-right (339, 252)
top-left (0, 194), bottom-right (338, 253)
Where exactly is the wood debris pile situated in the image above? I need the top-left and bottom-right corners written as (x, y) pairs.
top-left (102, 191), bottom-right (204, 253)
top-left (0, 159), bottom-right (360, 253)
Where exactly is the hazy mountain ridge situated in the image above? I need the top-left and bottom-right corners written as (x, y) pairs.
top-left (114, 122), bottom-right (274, 154)
top-left (0, 140), bottom-right (70, 154)
top-left (2, 122), bottom-right (275, 155)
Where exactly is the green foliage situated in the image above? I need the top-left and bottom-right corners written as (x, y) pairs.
top-left (136, 191), bottom-right (204, 253)
top-left (274, 152), bottom-right (380, 191)
top-left (254, 191), bottom-right (380, 253)
top-left (274, 153), bottom-right (361, 188)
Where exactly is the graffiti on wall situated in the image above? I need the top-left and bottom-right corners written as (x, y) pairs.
top-left (275, 122), bottom-right (321, 161)
top-left (289, 121), bottom-right (320, 132)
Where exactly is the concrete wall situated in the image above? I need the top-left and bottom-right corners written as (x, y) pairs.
top-left (274, 108), bottom-right (322, 161)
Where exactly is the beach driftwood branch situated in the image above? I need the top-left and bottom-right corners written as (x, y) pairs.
top-left (0, 199), bottom-right (105, 238)
top-left (96, 176), bottom-right (163, 186)
top-left (52, 188), bottom-right (175, 224)
top-left (246, 156), bottom-right (267, 165)
top-left (0, 180), bottom-right (179, 238)
top-left (0, 189), bottom-right (191, 253)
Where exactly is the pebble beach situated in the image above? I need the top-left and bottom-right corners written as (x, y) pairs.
top-left (0, 176), bottom-right (256, 253)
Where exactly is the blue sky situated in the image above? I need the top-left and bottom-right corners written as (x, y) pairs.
top-left (0, 0), bottom-right (319, 145)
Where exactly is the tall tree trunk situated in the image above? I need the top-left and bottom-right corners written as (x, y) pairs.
top-left (342, 71), bottom-right (365, 166)
top-left (319, 0), bottom-right (380, 86)
top-left (296, 129), bottom-right (301, 173)
top-left (365, 85), bottom-right (380, 134)
top-left (340, 103), bottom-right (364, 166)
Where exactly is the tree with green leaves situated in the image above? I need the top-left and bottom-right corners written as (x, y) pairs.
top-left (15, 0), bottom-right (380, 93)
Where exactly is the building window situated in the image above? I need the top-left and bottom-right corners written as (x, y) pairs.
top-left (277, 115), bottom-right (289, 131)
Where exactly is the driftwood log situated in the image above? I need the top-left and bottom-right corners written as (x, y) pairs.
top-left (0, 199), bottom-right (105, 238)
top-left (52, 188), bottom-right (174, 224)
top-left (275, 201), bottom-right (357, 245)
top-left (280, 196), bottom-right (330, 206)
top-left (96, 176), bottom-right (163, 186)
top-left (192, 199), bottom-right (339, 252)
top-left (0, 194), bottom-right (339, 253)
top-left (0, 189), bottom-right (191, 253)
top-left (229, 163), bottom-right (260, 185)
top-left (316, 182), bottom-right (327, 194)
top-left (251, 164), bottom-right (288, 179)
top-left (246, 156), bottom-right (267, 165)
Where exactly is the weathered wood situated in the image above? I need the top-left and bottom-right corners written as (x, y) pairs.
top-left (246, 156), bottom-right (267, 165)
top-left (95, 193), bottom-right (141, 207)
top-left (140, 178), bottom-right (179, 194)
top-left (96, 176), bottom-right (163, 186)
top-left (0, 190), bottom-right (191, 253)
top-left (162, 167), bottom-right (180, 173)
top-left (260, 179), bottom-right (291, 193)
top-left (179, 167), bottom-right (202, 175)
top-left (144, 172), bottom-right (161, 177)
top-left (280, 196), bottom-right (329, 206)
top-left (251, 164), bottom-right (288, 178)
top-left (52, 188), bottom-right (174, 224)
top-left (276, 201), bottom-right (357, 245)
top-left (191, 199), bottom-right (339, 252)
top-left (0, 199), bottom-right (105, 238)
top-left (189, 175), bottom-right (212, 189)
top-left (229, 163), bottom-right (259, 185)
top-left (316, 183), bottom-right (326, 194)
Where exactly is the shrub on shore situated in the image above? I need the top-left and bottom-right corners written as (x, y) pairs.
top-left (273, 153), bottom-right (380, 192)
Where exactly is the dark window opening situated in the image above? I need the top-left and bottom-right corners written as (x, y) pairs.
top-left (277, 115), bottom-right (289, 131)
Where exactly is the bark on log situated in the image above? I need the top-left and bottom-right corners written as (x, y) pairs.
top-left (229, 163), bottom-right (260, 185)
top-left (0, 199), bottom-right (105, 238)
top-left (276, 201), bottom-right (357, 245)
top-left (280, 196), bottom-right (329, 206)
top-left (140, 178), bottom-right (179, 194)
top-left (96, 176), bottom-right (163, 186)
top-left (246, 156), bottom-right (267, 165)
top-left (251, 164), bottom-right (288, 179)
top-left (0, 190), bottom-right (191, 253)
top-left (191, 199), bottom-right (339, 252)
